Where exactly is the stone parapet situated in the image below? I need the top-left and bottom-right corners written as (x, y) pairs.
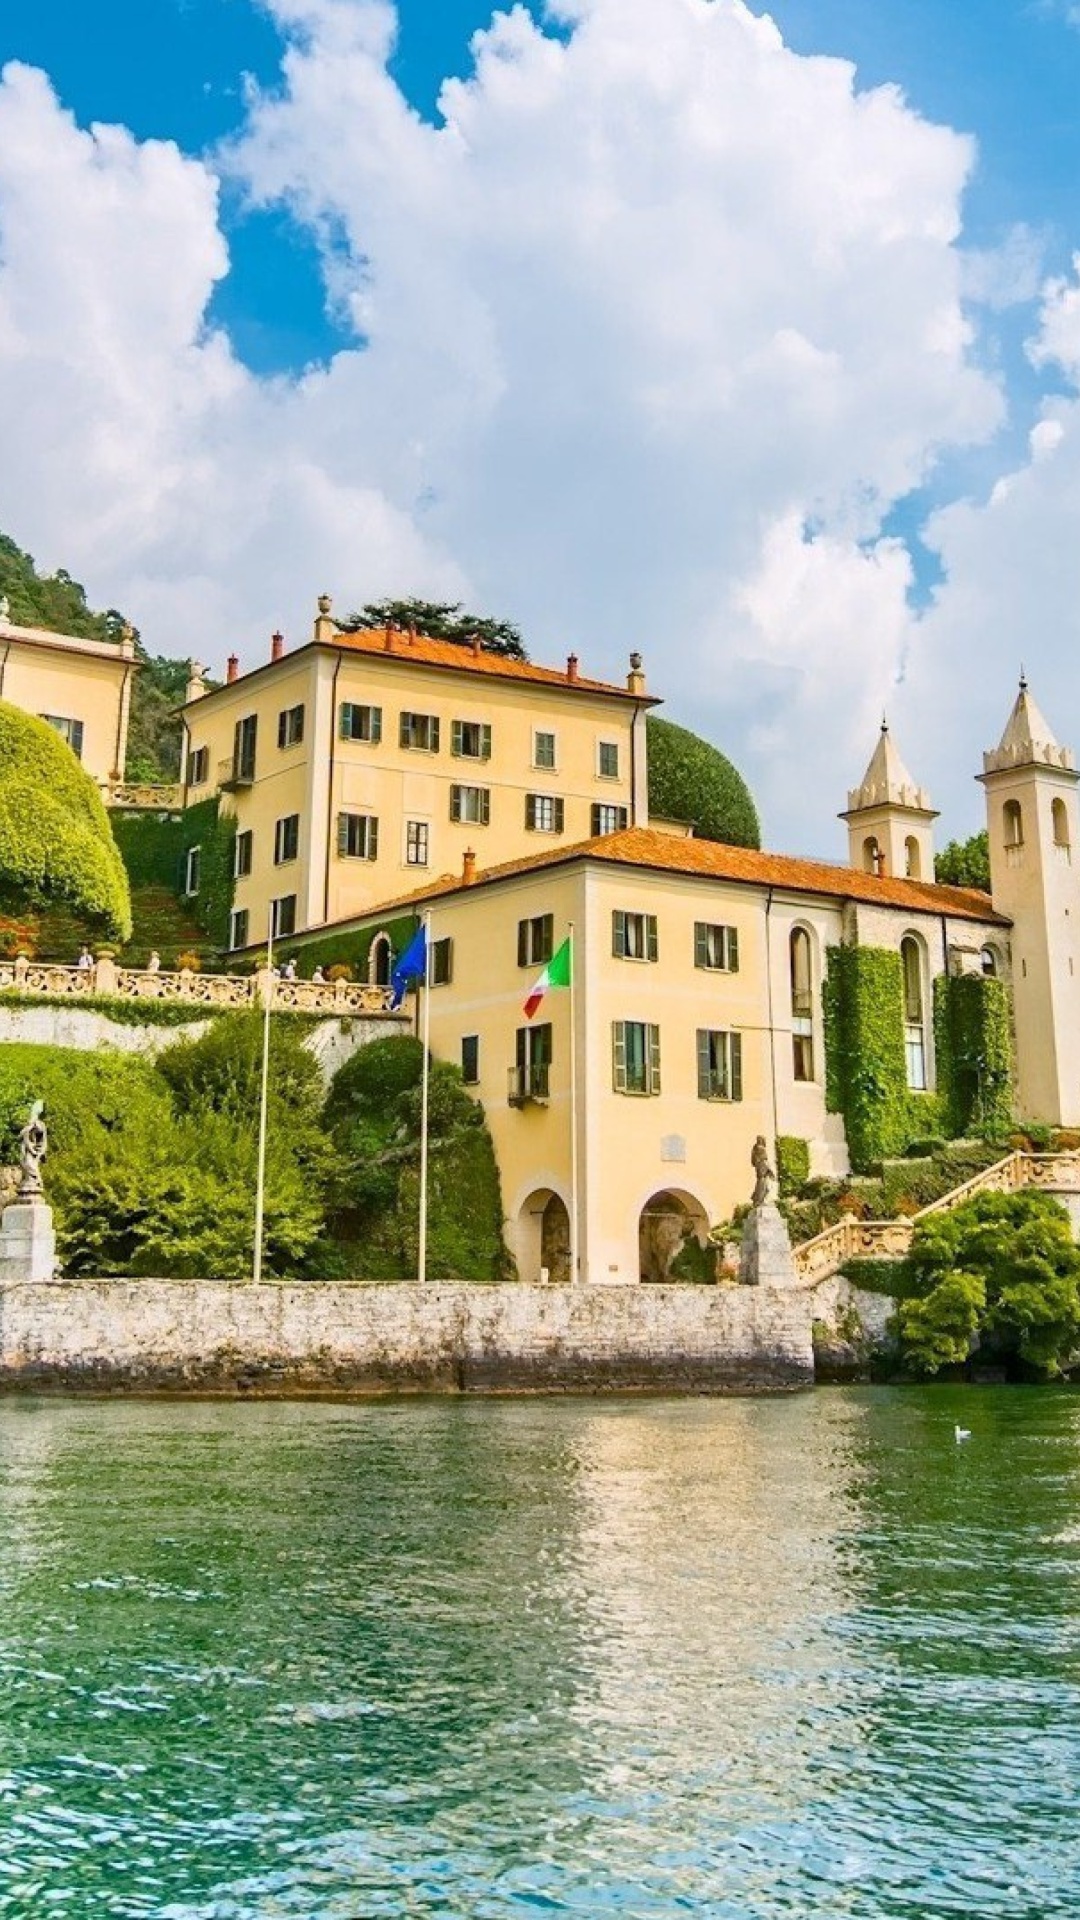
top-left (0, 954), bottom-right (403, 1019)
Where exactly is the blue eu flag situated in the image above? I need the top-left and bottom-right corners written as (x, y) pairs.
top-left (390, 924), bottom-right (428, 1008)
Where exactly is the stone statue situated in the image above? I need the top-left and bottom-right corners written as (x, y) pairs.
top-left (0, 594), bottom-right (9, 622)
top-left (750, 1134), bottom-right (774, 1208)
top-left (17, 1101), bottom-right (47, 1199)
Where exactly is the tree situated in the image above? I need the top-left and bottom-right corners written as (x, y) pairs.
top-left (342, 598), bottom-right (527, 660)
top-left (0, 702), bottom-right (132, 938)
top-left (646, 714), bottom-right (761, 848)
top-left (125, 650), bottom-right (190, 783)
top-left (935, 830), bottom-right (991, 892)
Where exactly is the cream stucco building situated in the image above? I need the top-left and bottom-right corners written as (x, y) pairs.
top-left (0, 610), bottom-right (137, 790)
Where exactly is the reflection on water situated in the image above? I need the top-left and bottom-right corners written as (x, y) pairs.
top-left (0, 1389), bottom-right (1078, 1917)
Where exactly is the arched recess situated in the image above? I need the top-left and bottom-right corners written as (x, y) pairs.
top-left (900, 933), bottom-right (930, 1092)
top-left (789, 924), bottom-right (816, 1083)
top-left (368, 930), bottom-right (393, 986)
top-left (512, 1186), bottom-right (571, 1285)
top-left (1052, 797), bottom-right (1071, 850)
top-left (981, 944), bottom-right (999, 978)
top-left (863, 835), bottom-right (883, 875)
top-left (904, 836), bottom-right (922, 879)
top-left (638, 1188), bottom-right (710, 1284)
top-left (1003, 798), bottom-right (1023, 848)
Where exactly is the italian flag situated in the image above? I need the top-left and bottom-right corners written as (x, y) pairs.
top-left (523, 935), bottom-right (572, 1019)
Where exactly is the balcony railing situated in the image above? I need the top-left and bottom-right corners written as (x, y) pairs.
top-left (0, 954), bottom-right (404, 1019)
top-left (508, 1063), bottom-right (550, 1107)
top-left (217, 756), bottom-right (255, 792)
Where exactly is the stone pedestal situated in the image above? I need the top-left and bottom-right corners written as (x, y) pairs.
top-left (739, 1201), bottom-right (799, 1289)
top-left (0, 1201), bottom-right (57, 1284)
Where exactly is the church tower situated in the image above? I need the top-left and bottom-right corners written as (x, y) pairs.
top-left (841, 722), bottom-right (938, 880)
top-left (980, 677), bottom-right (1080, 1125)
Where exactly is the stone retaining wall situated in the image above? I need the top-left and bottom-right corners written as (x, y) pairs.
top-left (0, 1279), bottom-right (816, 1395)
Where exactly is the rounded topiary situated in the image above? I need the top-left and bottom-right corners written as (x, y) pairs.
top-left (0, 703), bottom-right (132, 939)
top-left (646, 715), bottom-right (760, 848)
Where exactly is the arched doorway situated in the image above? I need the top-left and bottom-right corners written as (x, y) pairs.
top-left (513, 1187), bottom-right (571, 1284)
top-left (638, 1189), bottom-right (710, 1284)
top-left (368, 931), bottom-right (393, 986)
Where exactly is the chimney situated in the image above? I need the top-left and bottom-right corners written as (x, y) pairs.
top-left (627, 651), bottom-right (646, 696)
top-left (383, 624), bottom-right (395, 652)
top-left (471, 633), bottom-right (482, 658)
top-left (567, 653), bottom-right (579, 684)
top-left (270, 631), bottom-right (285, 663)
top-left (408, 622), bottom-right (418, 647)
top-left (226, 654), bottom-right (239, 685)
top-left (185, 660), bottom-right (208, 704)
top-left (462, 848), bottom-right (477, 886)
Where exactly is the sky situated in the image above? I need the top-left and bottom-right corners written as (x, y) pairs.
top-left (3, 0), bottom-right (1080, 854)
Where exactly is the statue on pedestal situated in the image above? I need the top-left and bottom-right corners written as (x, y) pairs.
top-left (739, 1134), bottom-right (798, 1288)
top-left (750, 1135), bottom-right (774, 1208)
top-left (17, 1101), bottom-right (47, 1199)
top-left (1, 1098), bottom-right (56, 1282)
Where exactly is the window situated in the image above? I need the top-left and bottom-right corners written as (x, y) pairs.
top-left (533, 730), bottom-right (556, 770)
top-left (981, 945), bottom-right (999, 978)
top-left (513, 1022), bottom-right (552, 1102)
top-left (694, 922), bottom-right (739, 972)
top-left (431, 937), bottom-right (453, 986)
top-left (183, 845), bottom-right (201, 896)
top-left (277, 704), bottom-right (305, 749)
top-left (337, 812), bottom-right (379, 860)
top-left (518, 914), bottom-right (554, 968)
top-left (188, 745), bottom-right (209, 785)
top-left (234, 829), bottom-right (253, 879)
top-left (233, 714), bottom-right (258, 782)
top-left (400, 711), bottom-right (440, 752)
top-left (340, 702), bottom-right (382, 744)
top-left (42, 714), bottom-right (84, 759)
top-left (525, 793), bottom-right (565, 833)
top-left (790, 927), bottom-right (814, 1083)
top-left (229, 908), bottom-right (249, 951)
top-left (612, 1021), bottom-right (661, 1095)
top-left (406, 821), bottom-right (429, 866)
top-left (450, 785), bottom-right (491, 826)
top-left (612, 910), bottom-right (658, 961)
top-left (369, 932), bottom-right (393, 986)
top-left (598, 740), bottom-right (620, 779)
top-left (901, 935), bottom-right (927, 1091)
top-left (592, 803), bottom-right (629, 836)
top-left (863, 835), bottom-right (883, 875)
top-left (451, 719), bottom-right (492, 760)
top-left (461, 1035), bottom-right (480, 1085)
top-left (274, 814), bottom-right (300, 865)
top-left (904, 836), bottom-right (922, 880)
top-left (696, 1029), bottom-right (743, 1101)
top-left (271, 894), bottom-right (296, 939)
top-left (1003, 799), bottom-right (1023, 848)
top-left (1053, 797), bottom-right (1071, 849)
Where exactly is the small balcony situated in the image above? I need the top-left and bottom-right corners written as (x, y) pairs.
top-left (218, 755), bottom-right (255, 792)
top-left (508, 1063), bottom-right (550, 1108)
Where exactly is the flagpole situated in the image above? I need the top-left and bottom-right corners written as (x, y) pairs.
top-left (568, 920), bottom-right (580, 1285)
top-left (418, 909), bottom-right (432, 1283)
top-left (252, 904), bottom-right (274, 1285)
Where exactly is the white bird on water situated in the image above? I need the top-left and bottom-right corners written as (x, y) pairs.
top-left (955, 1423), bottom-right (972, 1442)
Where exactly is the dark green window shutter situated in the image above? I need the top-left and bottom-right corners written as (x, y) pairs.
top-left (431, 717), bottom-right (441, 753)
top-left (612, 1022), bottom-right (627, 1092)
top-left (480, 789), bottom-right (490, 826)
top-left (339, 704), bottom-right (351, 740)
top-left (481, 724), bottom-right (492, 760)
top-left (370, 707), bottom-right (382, 744)
top-left (540, 915), bottom-right (553, 962)
top-left (516, 1027), bottom-right (528, 1069)
top-left (525, 795), bottom-right (537, 830)
top-left (450, 788), bottom-right (461, 823)
top-left (696, 1029), bottom-right (711, 1098)
top-left (648, 1024), bottom-right (661, 1094)
top-left (728, 927), bottom-right (740, 973)
top-left (730, 1033), bottom-right (743, 1102)
top-left (646, 915), bottom-right (658, 962)
top-left (554, 798), bottom-right (565, 832)
top-left (400, 712), bottom-right (411, 748)
top-left (369, 818), bottom-right (379, 860)
top-left (517, 920), bottom-right (528, 967)
top-left (451, 719), bottom-right (463, 756)
top-left (694, 922), bottom-right (708, 968)
top-left (613, 910), bottom-right (626, 957)
top-left (337, 813), bottom-right (350, 856)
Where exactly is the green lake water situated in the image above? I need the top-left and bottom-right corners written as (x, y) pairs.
top-left (1, 1387), bottom-right (1078, 1918)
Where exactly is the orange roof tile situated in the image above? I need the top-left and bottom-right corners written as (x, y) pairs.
top-left (330, 626), bottom-right (655, 701)
top-left (315, 826), bottom-right (1008, 931)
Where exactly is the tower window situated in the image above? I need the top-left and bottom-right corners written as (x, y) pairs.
top-left (863, 835), bottom-right (884, 876)
top-left (1052, 797), bottom-right (1070, 850)
top-left (901, 935), bottom-right (928, 1092)
top-left (1003, 799), bottom-right (1023, 848)
top-left (904, 836), bottom-right (921, 880)
top-left (789, 927), bottom-right (814, 1083)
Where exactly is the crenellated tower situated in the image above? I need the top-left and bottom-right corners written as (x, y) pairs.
top-left (979, 677), bottom-right (1080, 1124)
top-left (841, 721), bottom-right (938, 880)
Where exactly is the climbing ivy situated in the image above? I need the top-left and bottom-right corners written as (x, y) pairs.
top-left (933, 972), bottom-right (1013, 1141)
top-left (179, 798), bottom-right (236, 950)
top-left (823, 945), bottom-right (944, 1171)
top-left (776, 1135), bottom-right (811, 1195)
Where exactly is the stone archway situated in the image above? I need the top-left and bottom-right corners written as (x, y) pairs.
top-left (368, 931), bottom-right (393, 987)
top-left (510, 1187), bottom-right (572, 1285)
top-left (638, 1189), bottom-right (710, 1284)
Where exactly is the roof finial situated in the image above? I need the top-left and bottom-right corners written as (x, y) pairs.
top-left (880, 711), bottom-right (889, 734)
top-left (1019, 662), bottom-right (1028, 692)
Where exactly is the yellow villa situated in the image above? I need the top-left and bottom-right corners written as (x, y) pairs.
top-left (0, 607), bottom-right (137, 791)
top-left (182, 598), bottom-right (655, 950)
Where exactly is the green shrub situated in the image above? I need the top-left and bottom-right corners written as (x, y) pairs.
top-left (934, 831), bottom-right (990, 892)
top-left (776, 1135), bottom-right (811, 1196)
top-left (837, 1256), bottom-right (908, 1297)
top-left (904, 1137), bottom-right (946, 1159)
top-left (646, 715), bottom-right (760, 848)
top-left (934, 973), bottom-right (1013, 1140)
top-left (110, 812), bottom-right (186, 889)
top-left (0, 703), bottom-right (131, 939)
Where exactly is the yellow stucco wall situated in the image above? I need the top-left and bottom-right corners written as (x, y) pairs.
top-left (0, 622), bottom-right (135, 789)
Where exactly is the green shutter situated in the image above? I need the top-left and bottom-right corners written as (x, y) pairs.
top-left (451, 719), bottom-right (463, 756)
top-left (517, 920), bottom-right (528, 967)
top-left (727, 927), bottom-right (740, 973)
top-left (647, 915), bottom-right (658, 962)
top-left (371, 707), bottom-right (382, 744)
top-left (369, 817), bottom-right (379, 860)
top-left (431, 717), bottom-right (441, 753)
top-left (336, 812), bottom-right (349, 856)
top-left (481, 724), bottom-right (492, 760)
top-left (613, 910), bottom-right (626, 957)
top-left (696, 1029), bottom-right (711, 1099)
top-left (730, 1032), bottom-right (743, 1102)
top-left (400, 712), bottom-right (410, 748)
top-left (450, 787), bottom-right (460, 823)
top-left (516, 1026), bottom-right (528, 1069)
top-left (525, 795), bottom-right (536, 830)
top-left (694, 922), bottom-right (708, 968)
top-left (648, 1024), bottom-right (661, 1095)
top-left (612, 1022), bottom-right (628, 1092)
top-left (480, 789), bottom-right (491, 826)
top-left (541, 915), bottom-right (553, 962)
top-left (339, 703), bottom-right (351, 740)
top-left (554, 798), bottom-right (565, 832)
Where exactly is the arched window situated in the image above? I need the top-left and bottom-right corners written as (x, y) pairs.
top-left (981, 945), bottom-right (998, 978)
top-left (789, 927), bottom-right (814, 1083)
top-left (1052, 797), bottom-right (1070, 849)
top-left (904, 836), bottom-right (921, 880)
top-left (863, 835), bottom-right (883, 876)
top-left (901, 935), bottom-right (928, 1091)
top-left (1003, 799), bottom-right (1023, 848)
top-left (368, 930), bottom-right (393, 986)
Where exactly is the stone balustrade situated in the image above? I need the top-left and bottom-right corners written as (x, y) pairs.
top-left (106, 782), bottom-right (185, 811)
top-left (0, 954), bottom-right (400, 1018)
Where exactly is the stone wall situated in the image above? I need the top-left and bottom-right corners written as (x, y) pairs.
top-left (0, 1006), bottom-right (397, 1084)
top-left (0, 1279), bottom-right (816, 1395)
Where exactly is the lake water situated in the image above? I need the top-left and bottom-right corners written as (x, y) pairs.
top-left (1, 1388), bottom-right (1078, 1918)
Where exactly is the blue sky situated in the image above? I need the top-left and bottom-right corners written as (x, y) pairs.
top-left (4, 0), bottom-right (1080, 845)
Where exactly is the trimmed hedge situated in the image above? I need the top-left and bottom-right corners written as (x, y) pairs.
top-left (646, 715), bottom-right (760, 848)
top-left (110, 811), bottom-right (186, 889)
top-left (0, 703), bottom-right (132, 940)
top-left (776, 1135), bottom-right (810, 1196)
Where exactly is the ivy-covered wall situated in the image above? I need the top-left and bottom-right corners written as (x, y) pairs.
top-left (110, 811), bottom-right (186, 889)
top-left (823, 944), bottom-right (1014, 1171)
top-left (278, 913), bottom-right (419, 980)
top-left (179, 798), bottom-right (236, 949)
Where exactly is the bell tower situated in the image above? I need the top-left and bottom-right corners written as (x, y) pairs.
top-left (841, 721), bottom-right (938, 880)
top-left (979, 676), bottom-right (1080, 1124)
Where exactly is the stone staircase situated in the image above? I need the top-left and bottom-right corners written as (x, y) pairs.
top-left (792, 1150), bottom-right (1080, 1286)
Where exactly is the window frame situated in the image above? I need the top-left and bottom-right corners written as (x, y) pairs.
top-left (517, 914), bottom-right (554, 968)
top-left (612, 910), bottom-right (658, 963)
top-left (451, 719), bottom-right (492, 761)
top-left (229, 907), bottom-right (250, 951)
top-left (696, 1028), bottom-right (743, 1102)
top-left (431, 936), bottom-right (454, 986)
top-left (525, 793), bottom-right (565, 833)
top-left (41, 713), bottom-right (85, 759)
top-left (274, 813), bottom-right (300, 866)
top-left (339, 701), bottom-right (383, 745)
top-left (271, 894), bottom-right (297, 939)
top-left (188, 745), bottom-right (209, 786)
top-left (234, 829), bottom-right (253, 879)
top-left (533, 729), bottom-right (557, 772)
top-left (183, 844), bottom-right (201, 897)
top-left (337, 811), bottom-right (379, 861)
top-left (597, 740), bottom-right (620, 779)
top-left (693, 921), bottom-right (739, 973)
top-left (612, 1020), bottom-right (661, 1096)
top-left (277, 703), bottom-right (305, 750)
top-left (405, 820), bottom-right (430, 867)
top-left (461, 1035), bottom-right (480, 1085)
top-left (399, 711), bottom-right (440, 753)
top-left (449, 784), bottom-right (491, 826)
top-left (592, 803), bottom-right (629, 837)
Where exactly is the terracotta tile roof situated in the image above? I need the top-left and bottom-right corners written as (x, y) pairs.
top-left (329, 626), bottom-right (655, 701)
top-left (319, 827), bottom-right (1008, 931)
